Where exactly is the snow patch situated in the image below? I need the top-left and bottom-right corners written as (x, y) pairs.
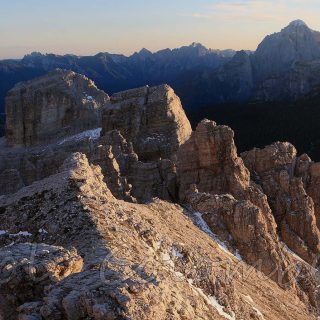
top-left (208, 295), bottom-right (236, 320)
top-left (57, 128), bottom-right (102, 146)
top-left (171, 246), bottom-right (184, 259)
top-left (161, 252), bottom-right (174, 269)
top-left (187, 279), bottom-right (235, 320)
top-left (0, 230), bottom-right (32, 237)
top-left (281, 242), bottom-right (305, 263)
top-left (82, 94), bottom-right (95, 103)
top-left (39, 228), bottom-right (48, 234)
top-left (235, 249), bottom-right (242, 261)
top-left (193, 211), bottom-right (242, 261)
top-left (154, 240), bottom-right (163, 251)
top-left (11, 231), bottom-right (32, 237)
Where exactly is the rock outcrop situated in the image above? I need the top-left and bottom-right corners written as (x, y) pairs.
top-left (0, 243), bottom-right (83, 319)
top-left (5, 69), bottom-right (109, 147)
top-left (177, 119), bottom-right (250, 200)
top-left (177, 120), bottom-right (320, 309)
top-left (1, 76), bottom-right (191, 203)
top-left (177, 120), bottom-right (294, 282)
top-left (102, 84), bottom-right (192, 161)
top-left (177, 119), bottom-right (275, 229)
top-left (2, 71), bottom-right (320, 318)
top-left (186, 191), bottom-right (294, 286)
top-left (242, 142), bottom-right (320, 265)
top-left (92, 130), bottom-right (178, 202)
top-left (0, 152), bottom-right (317, 320)
top-left (0, 130), bottom-right (98, 196)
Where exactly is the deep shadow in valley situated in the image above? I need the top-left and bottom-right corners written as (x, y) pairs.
top-left (0, 115), bottom-right (4, 137)
top-left (187, 96), bottom-right (320, 161)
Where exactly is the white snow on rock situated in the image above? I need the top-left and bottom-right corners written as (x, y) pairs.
top-left (57, 128), bottom-right (102, 146)
top-left (192, 211), bottom-right (242, 261)
top-left (208, 295), bottom-right (236, 320)
top-left (11, 231), bottom-right (32, 237)
top-left (171, 246), bottom-right (184, 259)
top-left (187, 278), bottom-right (235, 320)
top-left (161, 252), bottom-right (175, 269)
top-left (0, 230), bottom-right (33, 237)
top-left (163, 249), bottom-right (236, 319)
top-left (281, 242), bottom-right (305, 263)
top-left (82, 94), bottom-right (95, 103)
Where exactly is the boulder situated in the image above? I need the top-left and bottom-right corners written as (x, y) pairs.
top-left (0, 243), bottom-right (82, 319)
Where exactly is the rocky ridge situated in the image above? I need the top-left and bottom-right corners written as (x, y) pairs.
top-left (0, 152), bottom-right (316, 320)
top-left (1, 70), bottom-right (320, 318)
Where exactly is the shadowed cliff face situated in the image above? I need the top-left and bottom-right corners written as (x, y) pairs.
top-left (0, 114), bottom-right (4, 137)
top-left (253, 20), bottom-right (320, 81)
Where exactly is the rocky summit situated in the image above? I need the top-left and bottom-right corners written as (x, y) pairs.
top-left (5, 69), bottom-right (109, 147)
top-left (2, 70), bottom-right (320, 319)
top-left (102, 84), bottom-right (192, 161)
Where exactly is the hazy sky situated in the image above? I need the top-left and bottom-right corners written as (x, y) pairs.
top-left (1, 0), bottom-right (320, 59)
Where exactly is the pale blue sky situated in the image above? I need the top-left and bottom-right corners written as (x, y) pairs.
top-left (0, 0), bottom-right (319, 59)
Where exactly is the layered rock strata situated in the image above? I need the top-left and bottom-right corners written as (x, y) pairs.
top-left (102, 84), bottom-right (192, 161)
top-left (242, 142), bottom-right (320, 265)
top-left (5, 69), bottom-right (109, 147)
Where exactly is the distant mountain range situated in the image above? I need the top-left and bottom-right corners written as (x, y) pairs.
top-left (0, 43), bottom-right (237, 116)
top-left (2, 19), bottom-right (320, 117)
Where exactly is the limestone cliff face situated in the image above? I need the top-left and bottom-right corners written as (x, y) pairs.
top-left (1, 76), bottom-right (191, 203)
top-left (102, 84), bottom-right (192, 161)
top-left (177, 120), bottom-right (320, 309)
top-left (177, 119), bottom-right (276, 233)
top-left (242, 142), bottom-right (320, 264)
top-left (177, 119), bottom-right (250, 200)
top-left (91, 130), bottom-right (178, 202)
top-left (2, 72), bottom-right (320, 318)
top-left (5, 69), bottom-right (109, 147)
top-left (177, 120), bottom-right (293, 284)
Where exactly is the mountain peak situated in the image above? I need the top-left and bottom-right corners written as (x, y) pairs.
top-left (138, 48), bottom-right (152, 55)
top-left (287, 19), bottom-right (308, 28)
top-left (190, 42), bottom-right (203, 48)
